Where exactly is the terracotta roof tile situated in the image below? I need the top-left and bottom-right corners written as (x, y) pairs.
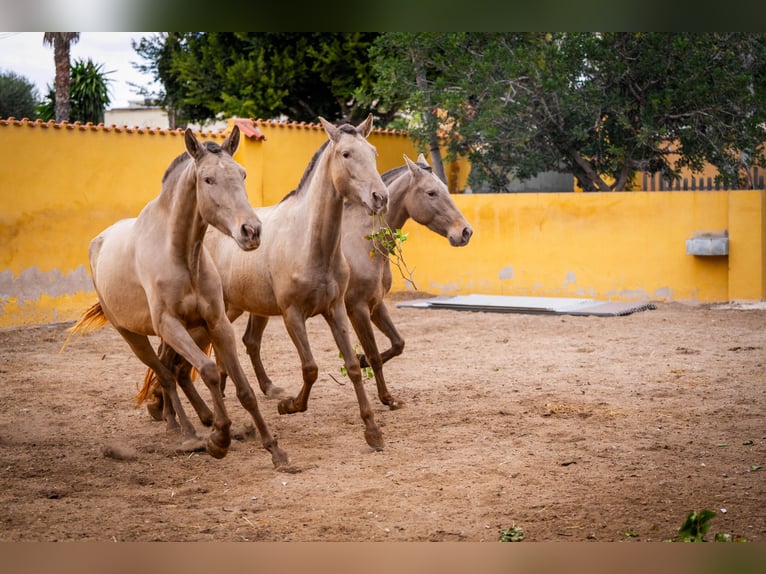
top-left (1, 116), bottom-right (409, 137)
top-left (232, 118), bottom-right (266, 140)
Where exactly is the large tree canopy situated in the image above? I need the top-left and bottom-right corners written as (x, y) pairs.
top-left (132, 32), bottom-right (385, 127)
top-left (373, 32), bottom-right (766, 191)
top-left (133, 32), bottom-right (766, 191)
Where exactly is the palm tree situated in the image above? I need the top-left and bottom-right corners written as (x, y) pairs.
top-left (42, 32), bottom-right (80, 122)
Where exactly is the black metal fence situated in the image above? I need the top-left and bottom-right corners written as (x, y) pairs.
top-left (642, 168), bottom-right (765, 191)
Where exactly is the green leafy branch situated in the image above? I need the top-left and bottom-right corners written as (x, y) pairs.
top-left (339, 346), bottom-right (374, 380)
top-left (366, 214), bottom-right (418, 290)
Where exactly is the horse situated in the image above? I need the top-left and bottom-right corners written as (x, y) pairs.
top-left (67, 126), bottom-right (289, 467)
top-left (241, 153), bottom-right (473, 409)
top-left (141, 115), bottom-right (389, 450)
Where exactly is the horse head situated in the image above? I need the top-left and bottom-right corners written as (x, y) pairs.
top-left (318, 115), bottom-right (388, 216)
top-left (401, 154), bottom-right (473, 247)
top-left (184, 126), bottom-right (262, 251)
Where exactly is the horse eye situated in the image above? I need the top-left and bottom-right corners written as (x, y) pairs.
top-left (342, 151), bottom-right (351, 159)
top-left (427, 190), bottom-right (437, 197)
top-left (205, 177), bottom-right (215, 185)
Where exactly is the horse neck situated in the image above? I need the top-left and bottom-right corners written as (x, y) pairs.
top-left (160, 163), bottom-right (207, 267)
top-left (298, 152), bottom-right (345, 262)
top-left (383, 173), bottom-right (412, 231)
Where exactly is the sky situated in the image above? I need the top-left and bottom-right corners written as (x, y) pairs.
top-left (0, 31), bottom-right (158, 109)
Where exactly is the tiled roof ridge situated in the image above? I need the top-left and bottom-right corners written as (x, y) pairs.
top-left (0, 116), bottom-right (408, 136)
top-left (252, 117), bottom-right (408, 135)
top-left (0, 117), bottom-right (223, 137)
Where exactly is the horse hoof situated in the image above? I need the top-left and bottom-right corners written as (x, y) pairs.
top-left (385, 397), bottom-right (405, 410)
top-left (146, 400), bottom-right (164, 421)
top-left (278, 398), bottom-right (296, 415)
top-left (364, 429), bottom-right (385, 451)
top-left (270, 446), bottom-right (290, 469)
top-left (206, 432), bottom-right (231, 459)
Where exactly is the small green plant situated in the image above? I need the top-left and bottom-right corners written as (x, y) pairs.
top-left (499, 525), bottom-right (524, 542)
top-left (677, 509), bottom-right (716, 542)
top-left (366, 215), bottom-right (417, 290)
top-left (668, 509), bottom-right (749, 542)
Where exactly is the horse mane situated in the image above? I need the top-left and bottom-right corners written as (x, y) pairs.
top-left (280, 123), bottom-right (360, 203)
top-left (162, 141), bottom-right (224, 183)
top-left (381, 160), bottom-right (432, 186)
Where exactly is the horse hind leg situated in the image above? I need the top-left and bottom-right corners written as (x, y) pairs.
top-left (276, 308), bottom-right (319, 416)
top-left (370, 301), bottom-right (405, 365)
top-left (348, 301), bottom-right (403, 410)
top-left (117, 328), bottom-right (204, 451)
top-left (242, 313), bottom-right (286, 398)
top-left (171, 329), bottom-right (216, 427)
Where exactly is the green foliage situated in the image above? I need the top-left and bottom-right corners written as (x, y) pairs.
top-left (677, 509), bottom-right (717, 542)
top-left (37, 58), bottom-right (113, 124)
top-left (366, 215), bottom-right (416, 290)
top-left (372, 32), bottom-right (766, 191)
top-left (339, 347), bottom-right (374, 380)
top-left (132, 33), bottom-right (387, 126)
top-left (0, 70), bottom-right (40, 119)
top-left (499, 525), bottom-right (524, 542)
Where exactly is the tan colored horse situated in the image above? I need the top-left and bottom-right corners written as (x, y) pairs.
top-left (242, 153), bottom-right (473, 409)
top-left (70, 126), bottom-right (288, 467)
top-left (143, 116), bottom-right (389, 449)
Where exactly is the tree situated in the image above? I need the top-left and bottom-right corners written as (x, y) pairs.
top-left (372, 32), bottom-right (766, 191)
top-left (37, 58), bottom-right (113, 124)
top-left (132, 33), bottom-right (387, 127)
top-left (42, 32), bottom-right (80, 122)
top-left (0, 70), bottom-right (40, 119)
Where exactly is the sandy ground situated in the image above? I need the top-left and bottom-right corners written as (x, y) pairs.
top-left (0, 294), bottom-right (764, 542)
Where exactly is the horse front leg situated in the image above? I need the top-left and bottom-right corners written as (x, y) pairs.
top-left (369, 301), bottom-right (405, 365)
top-left (325, 304), bottom-right (384, 450)
top-left (242, 313), bottom-right (286, 398)
top-left (156, 314), bottom-right (232, 460)
top-left (207, 319), bottom-right (289, 469)
top-left (347, 300), bottom-right (404, 410)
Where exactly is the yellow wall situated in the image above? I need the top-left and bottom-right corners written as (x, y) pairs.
top-left (390, 191), bottom-right (748, 303)
top-left (1, 118), bottom-right (764, 328)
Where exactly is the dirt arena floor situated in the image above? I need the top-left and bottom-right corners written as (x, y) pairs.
top-left (1, 294), bottom-right (764, 542)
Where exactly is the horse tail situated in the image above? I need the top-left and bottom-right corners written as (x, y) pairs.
top-left (60, 301), bottom-right (108, 352)
top-left (136, 366), bottom-right (159, 406)
top-left (135, 341), bottom-right (214, 406)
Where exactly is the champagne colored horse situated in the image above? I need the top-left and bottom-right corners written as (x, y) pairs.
top-left (142, 116), bottom-right (389, 449)
top-left (69, 126), bottom-right (288, 467)
top-left (242, 153), bottom-right (473, 408)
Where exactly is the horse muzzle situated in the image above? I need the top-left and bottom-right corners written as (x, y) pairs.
top-left (236, 221), bottom-right (262, 251)
top-left (449, 224), bottom-right (474, 247)
top-left (365, 189), bottom-right (389, 216)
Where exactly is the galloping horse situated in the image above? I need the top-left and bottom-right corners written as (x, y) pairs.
top-left (241, 153), bottom-right (473, 409)
top-left (142, 115), bottom-right (389, 449)
top-left (70, 126), bottom-right (288, 467)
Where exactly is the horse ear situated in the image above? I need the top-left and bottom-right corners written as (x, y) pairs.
top-left (357, 113), bottom-right (374, 138)
top-left (403, 154), bottom-right (418, 173)
top-left (222, 124), bottom-right (241, 156)
top-left (416, 153), bottom-right (429, 165)
top-left (184, 128), bottom-right (204, 160)
top-left (319, 117), bottom-right (340, 143)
